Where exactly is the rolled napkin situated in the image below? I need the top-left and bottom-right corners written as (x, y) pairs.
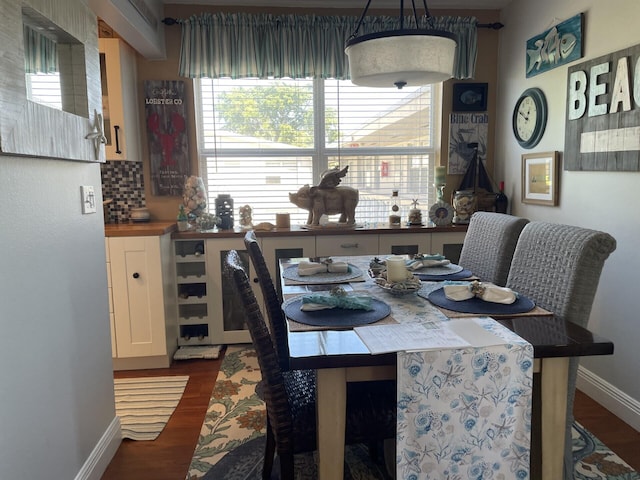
top-left (300, 286), bottom-right (374, 311)
top-left (443, 280), bottom-right (517, 304)
top-left (406, 253), bottom-right (451, 270)
top-left (297, 258), bottom-right (349, 276)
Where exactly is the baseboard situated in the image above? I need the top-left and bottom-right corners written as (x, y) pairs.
top-left (74, 416), bottom-right (122, 480)
top-left (577, 365), bottom-right (640, 432)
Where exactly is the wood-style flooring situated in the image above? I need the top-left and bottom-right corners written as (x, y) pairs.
top-left (101, 349), bottom-right (640, 480)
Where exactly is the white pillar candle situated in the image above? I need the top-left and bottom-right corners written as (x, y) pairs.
top-left (435, 166), bottom-right (447, 185)
top-left (386, 255), bottom-right (408, 283)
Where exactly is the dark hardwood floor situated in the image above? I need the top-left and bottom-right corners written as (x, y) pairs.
top-left (102, 349), bottom-right (640, 479)
top-left (101, 352), bottom-right (224, 480)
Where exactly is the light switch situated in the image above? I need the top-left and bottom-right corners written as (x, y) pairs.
top-left (81, 185), bottom-right (97, 214)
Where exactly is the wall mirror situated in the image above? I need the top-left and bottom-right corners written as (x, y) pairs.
top-left (22, 7), bottom-right (87, 116)
top-left (0, 0), bottom-right (102, 161)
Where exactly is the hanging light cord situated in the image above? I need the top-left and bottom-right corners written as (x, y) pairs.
top-left (349, 0), bottom-right (433, 40)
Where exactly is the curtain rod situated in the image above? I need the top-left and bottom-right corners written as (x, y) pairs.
top-left (161, 17), bottom-right (504, 29)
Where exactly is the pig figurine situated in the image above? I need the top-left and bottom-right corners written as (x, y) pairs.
top-left (289, 184), bottom-right (359, 225)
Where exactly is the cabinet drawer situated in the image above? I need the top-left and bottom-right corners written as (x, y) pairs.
top-left (316, 235), bottom-right (378, 256)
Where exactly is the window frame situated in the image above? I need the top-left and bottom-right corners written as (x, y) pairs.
top-left (193, 77), bottom-right (442, 225)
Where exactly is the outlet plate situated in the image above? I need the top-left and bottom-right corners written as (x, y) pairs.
top-left (81, 185), bottom-right (97, 214)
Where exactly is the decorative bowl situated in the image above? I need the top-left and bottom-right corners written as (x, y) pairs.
top-left (370, 270), bottom-right (422, 296)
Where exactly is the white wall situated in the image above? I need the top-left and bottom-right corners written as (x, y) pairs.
top-left (496, 0), bottom-right (640, 428)
top-left (0, 156), bottom-right (118, 479)
top-left (0, 0), bottom-right (120, 477)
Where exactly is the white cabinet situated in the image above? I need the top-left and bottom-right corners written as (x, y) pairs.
top-left (430, 231), bottom-right (467, 263)
top-left (108, 234), bottom-right (177, 369)
top-left (206, 238), bottom-right (264, 345)
top-left (174, 237), bottom-right (264, 346)
top-left (99, 38), bottom-right (141, 161)
top-left (261, 236), bottom-right (316, 296)
top-left (105, 240), bottom-right (116, 358)
top-left (378, 233), bottom-right (431, 257)
top-left (174, 239), bottom-right (213, 346)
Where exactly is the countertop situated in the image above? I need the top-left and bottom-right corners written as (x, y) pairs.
top-left (105, 221), bottom-right (177, 237)
top-left (172, 223), bottom-right (468, 239)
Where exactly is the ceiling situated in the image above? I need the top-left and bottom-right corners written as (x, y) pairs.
top-left (165, 0), bottom-right (512, 10)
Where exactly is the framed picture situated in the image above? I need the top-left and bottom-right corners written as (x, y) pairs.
top-left (521, 151), bottom-right (560, 206)
top-left (452, 83), bottom-right (488, 112)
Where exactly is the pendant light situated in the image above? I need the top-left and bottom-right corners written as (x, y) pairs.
top-left (345, 0), bottom-right (457, 89)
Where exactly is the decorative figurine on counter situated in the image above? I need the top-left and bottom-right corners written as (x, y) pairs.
top-left (177, 204), bottom-right (190, 232)
top-left (196, 212), bottom-right (220, 231)
top-left (428, 166), bottom-right (454, 226)
top-left (239, 204), bottom-right (253, 230)
top-left (289, 165), bottom-right (359, 226)
top-left (408, 198), bottom-right (423, 226)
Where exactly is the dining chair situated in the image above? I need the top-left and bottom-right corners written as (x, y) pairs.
top-left (244, 230), bottom-right (291, 371)
top-left (457, 211), bottom-right (529, 286)
top-left (505, 221), bottom-right (616, 480)
top-left (223, 250), bottom-right (396, 480)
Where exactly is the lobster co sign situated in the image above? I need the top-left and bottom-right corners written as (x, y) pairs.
top-left (565, 42), bottom-right (640, 171)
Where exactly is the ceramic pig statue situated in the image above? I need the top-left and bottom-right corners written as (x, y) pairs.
top-left (289, 185), bottom-right (359, 225)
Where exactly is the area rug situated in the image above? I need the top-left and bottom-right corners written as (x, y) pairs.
top-left (187, 346), bottom-right (639, 480)
top-left (114, 375), bottom-right (189, 441)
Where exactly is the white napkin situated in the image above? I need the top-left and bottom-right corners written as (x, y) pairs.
top-left (297, 260), bottom-right (349, 276)
top-left (300, 303), bottom-right (334, 311)
top-left (297, 261), bottom-right (328, 276)
top-left (407, 259), bottom-right (451, 270)
top-left (443, 282), bottom-right (517, 304)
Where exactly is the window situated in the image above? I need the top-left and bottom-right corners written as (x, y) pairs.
top-left (194, 77), bottom-right (441, 225)
top-left (25, 72), bottom-right (62, 110)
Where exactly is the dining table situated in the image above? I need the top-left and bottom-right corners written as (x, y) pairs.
top-left (279, 255), bottom-right (614, 480)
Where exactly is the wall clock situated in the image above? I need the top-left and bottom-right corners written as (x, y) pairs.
top-left (512, 87), bottom-right (547, 149)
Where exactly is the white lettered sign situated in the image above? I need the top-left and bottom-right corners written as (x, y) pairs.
top-left (565, 43), bottom-right (640, 171)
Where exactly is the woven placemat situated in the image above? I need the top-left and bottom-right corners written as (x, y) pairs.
top-left (281, 264), bottom-right (364, 285)
top-left (283, 296), bottom-right (391, 328)
top-left (424, 287), bottom-right (536, 315)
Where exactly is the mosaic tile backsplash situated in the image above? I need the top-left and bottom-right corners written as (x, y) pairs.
top-left (101, 160), bottom-right (146, 223)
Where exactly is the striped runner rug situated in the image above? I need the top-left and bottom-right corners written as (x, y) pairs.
top-left (114, 375), bottom-right (189, 441)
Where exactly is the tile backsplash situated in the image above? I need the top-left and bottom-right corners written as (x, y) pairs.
top-left (101, 161), bottom-right (146, 223)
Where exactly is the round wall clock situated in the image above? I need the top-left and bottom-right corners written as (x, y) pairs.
top-left (512, 87), bottom-right (547, 149)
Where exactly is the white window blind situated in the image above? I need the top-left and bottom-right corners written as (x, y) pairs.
top-left (25, 72), bottom-right (62, 110)
top-left (195, 77), bottom-right (440, 226)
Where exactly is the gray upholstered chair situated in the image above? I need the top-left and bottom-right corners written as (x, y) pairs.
top-left (505, 221), bottom-right (616, 479)
top-left (457, 212), bottom-right (530, 286)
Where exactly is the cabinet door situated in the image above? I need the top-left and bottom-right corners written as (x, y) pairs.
top-left (206, 238), bottom-right (264, 344)
top-left (378, 233), bottom-right (430, 256)
top-left (110, 236), bottom-right (167, 357)
top-left (316, 234), bottom-right (378, 257)
top-left (430, 231), bottom-right (467, 264)
top-left (261, 236), bottom-right (316, 296)
top-left (99, 38), bottom-right (140, 161)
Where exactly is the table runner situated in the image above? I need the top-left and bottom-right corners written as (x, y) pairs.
top-left (396, 317), bottom-right (533, 479)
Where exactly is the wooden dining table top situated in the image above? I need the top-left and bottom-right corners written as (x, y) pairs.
top-left (280, 256), bottom-right (614, 370)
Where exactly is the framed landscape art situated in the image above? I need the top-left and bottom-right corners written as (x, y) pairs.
top-left (521, 151), bottom-right (559, 206)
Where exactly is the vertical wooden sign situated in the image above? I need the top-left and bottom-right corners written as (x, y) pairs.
top-left (145, 80), bottom-right (190, 196)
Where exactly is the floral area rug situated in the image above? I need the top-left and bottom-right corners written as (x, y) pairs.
top-left (186, 345), bottom-right (639, 480)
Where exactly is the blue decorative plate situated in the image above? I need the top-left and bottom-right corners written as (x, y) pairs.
top-left (281, 264), bottom-right (363, 284)
top-left (423, 287), bottom-right (535, 315)
top-left (414, 269), bottom-right (473, 281)
top-left (283, 297), bottom-right (391, 327)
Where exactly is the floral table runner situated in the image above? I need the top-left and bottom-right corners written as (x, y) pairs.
top-left (396, 317), bottom-right (533, 479)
